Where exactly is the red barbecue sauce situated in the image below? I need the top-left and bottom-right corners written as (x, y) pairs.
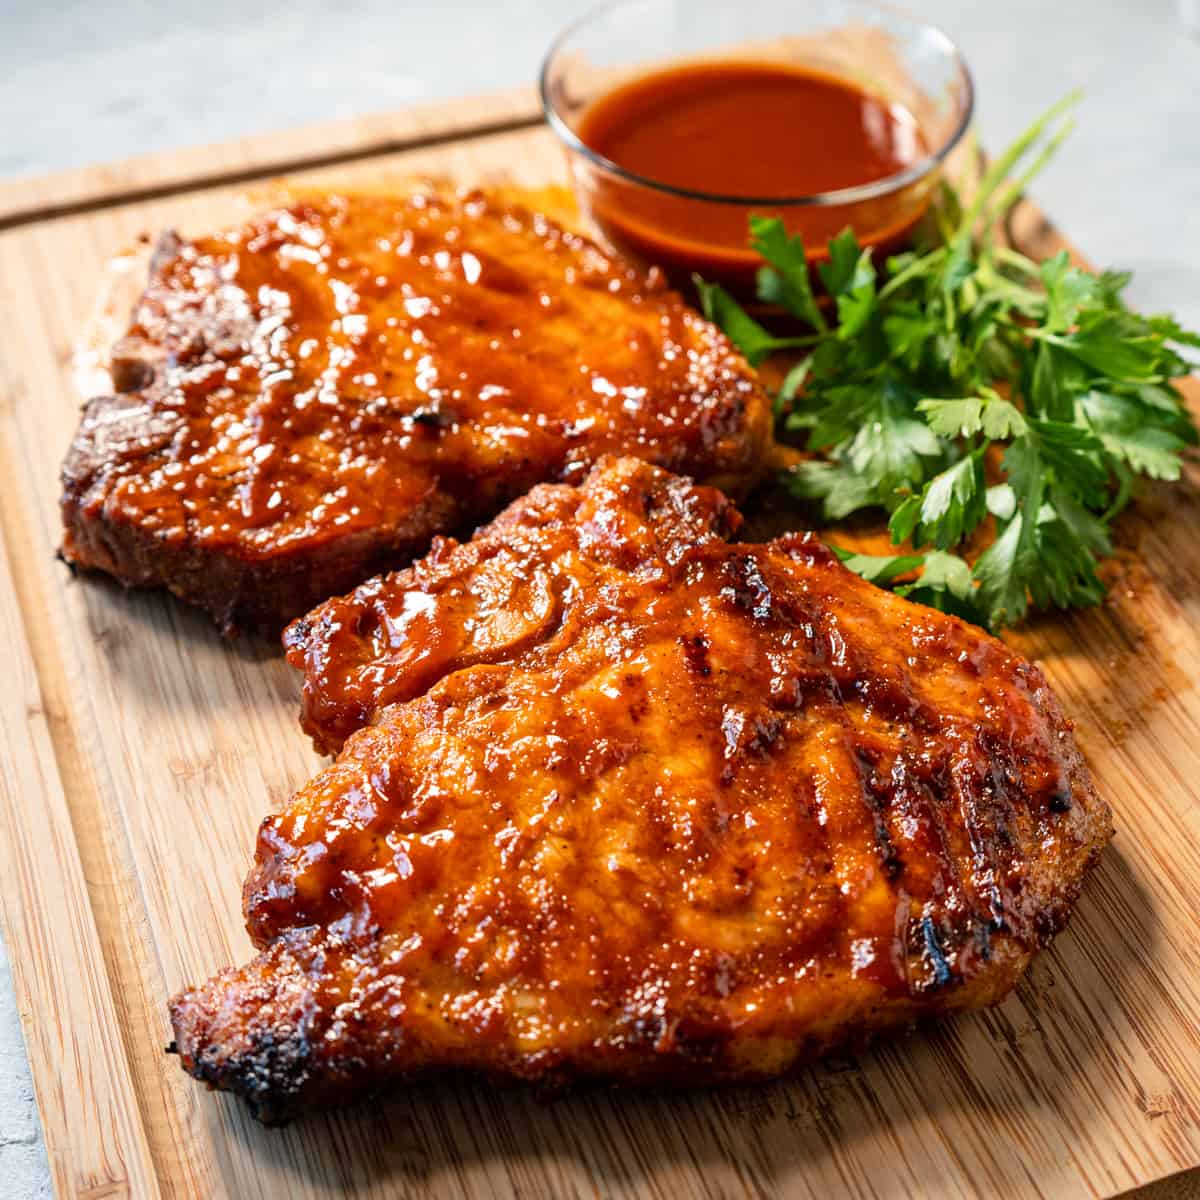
top-left (574, 60), bottom-right (931, 294)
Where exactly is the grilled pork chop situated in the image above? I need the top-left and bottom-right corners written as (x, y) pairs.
top-left (172, 458), bottom-right (1111, 1122)
top-left (60, 191), bottom-right (771, 634)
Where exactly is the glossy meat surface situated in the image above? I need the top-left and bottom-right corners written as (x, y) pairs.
top-left (172, 458), bottom-right (1111, 1121)
top-left (60, 191), bottom-right (771, 633)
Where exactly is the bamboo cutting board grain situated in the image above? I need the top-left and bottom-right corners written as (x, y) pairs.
top-left (0, 87), bottom-right (1198, 1200)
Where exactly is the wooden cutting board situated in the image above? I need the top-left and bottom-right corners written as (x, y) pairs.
top-left (1, 86), bottom-right (1198, 1200)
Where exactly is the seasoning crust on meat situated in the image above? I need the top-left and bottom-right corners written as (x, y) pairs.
top-left (172, 457), bottom-right (1112, 1122)
top-left (60, 191), bottom-right (771, 634)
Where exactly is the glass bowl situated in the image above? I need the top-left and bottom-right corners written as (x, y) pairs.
top-left (540, 0), bottom-right (974, 297)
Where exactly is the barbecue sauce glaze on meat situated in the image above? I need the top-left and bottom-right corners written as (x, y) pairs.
top-left (172, 458), bottom-right (1111, 1122)
top-left (60, 190), bottom-right (771, 634)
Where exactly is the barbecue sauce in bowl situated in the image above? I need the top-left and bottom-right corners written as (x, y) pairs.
top-left (568, 60), bottom-right (933, 296)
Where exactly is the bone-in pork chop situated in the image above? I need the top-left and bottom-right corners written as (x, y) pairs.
top-left (60, 191), bottom-right (771, 633)
top-left (171, 458), bottom-right (1111, 1121)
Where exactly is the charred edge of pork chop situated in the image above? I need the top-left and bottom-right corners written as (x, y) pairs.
top-left (169, 806), bottom-right (1104, 1128)
top-left (169, 978), bottom-right (938, 1127)
top-left (60, 394), bottom-right (460, 636)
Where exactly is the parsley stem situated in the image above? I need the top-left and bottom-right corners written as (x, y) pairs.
top-left (877, 246), bottom-right (947, 300)
top-left (993, 246), bottom-right (1041, 276)
top-left (984, 119), bottom-right (1077, 234)
top-left (956, 90), bottom-right (1082, 240)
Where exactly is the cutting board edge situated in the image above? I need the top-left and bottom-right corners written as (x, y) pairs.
top-left (0, 84), bottom-right (544, 228)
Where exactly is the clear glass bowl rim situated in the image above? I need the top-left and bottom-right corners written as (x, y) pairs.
top-left (538, 0), bottom-right (976, 209)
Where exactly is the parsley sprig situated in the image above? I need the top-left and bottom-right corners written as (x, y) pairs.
top-left (697, 95), bottom-right (1198, 630)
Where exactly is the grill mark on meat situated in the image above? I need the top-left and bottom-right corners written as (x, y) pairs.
top-left (720, 553), bottom-right (774, 620)
top-left (680, 633), bottom-right (712, 678)
top-left (855, 749), bottom-right (906, 883)
top-left (920, 917), bottom-right (954, 989)
top-left (958, 735), bottom-right (1028, 936)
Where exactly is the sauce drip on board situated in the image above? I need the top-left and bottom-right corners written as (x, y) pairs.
top-left (572, 59), bottom-right (933, 294)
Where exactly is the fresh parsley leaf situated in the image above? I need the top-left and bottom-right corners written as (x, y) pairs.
top-left (889, 453), bottom-right (987, 550)
top-left (817, 229), bottom-right (878, 339)
top-left (831, 546), bottom-right (924, 584)
top-left (818, 230), bottom-right (863, 296)
top-left (1082, 390), bottom-right (1189, 479)
top-left (1039, 251), bottom-right (1099, 331)
top-left (887, 495), bottom-right (922, 544)
top-left (785, 461), bottom-right (879, 520)
top-left (912, 550), bottom-right (975, 598)
top-left (748, 216), bottom-right (826, 332)
top-left (1096, 268), bottom-right (1133, 305)
top-left (834, 252), bottom-right (877, 341)
top-left (778, 359), bottom-right (812, 403)
top-left (917, 397), bottom-right (984, 438)
top-left (971, 436), bottom-right (1046, 628)
top-left (1048, 485), bottom-right (1112, 556)
top-left (1026, 417), bottom-right (1108, 494)
top-left (838, 381), bottom-right (943, 504)
top-left (881, 304), bottom-right (931, 368)
top-left (1147, 313), bottom-right (1200, 350)
top-left (833, 545), bottom-right (985, 624)
top-left (1031, 504), bottom-right (1107, 612)
top-left (1134, 383), bottom-right (1200, 433)
top-left (986, 483), bottom-right (1016, 520)
top-left (972, 511), bottom-right (1033, 627)
top-left (693, 276), bottom-right (812, 367)
top-left (1048, 313), bottom-right (1164, 381)
top-left (900, 550), bottom-right (982, 621)
top-left (982, 396), bottom-right (1029, 440)
top-left (1029, 340), bottom-right (1081, 420)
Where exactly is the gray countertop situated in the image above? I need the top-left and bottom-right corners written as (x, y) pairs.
top-left (2, 1), bottom-right (1198, 1194)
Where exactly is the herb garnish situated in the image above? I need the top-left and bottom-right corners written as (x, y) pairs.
top-left (696, 94), bottom-right (1199, 630)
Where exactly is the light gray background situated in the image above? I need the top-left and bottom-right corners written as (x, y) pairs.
top-left (1, 1), bottom-right (1197, 1194)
